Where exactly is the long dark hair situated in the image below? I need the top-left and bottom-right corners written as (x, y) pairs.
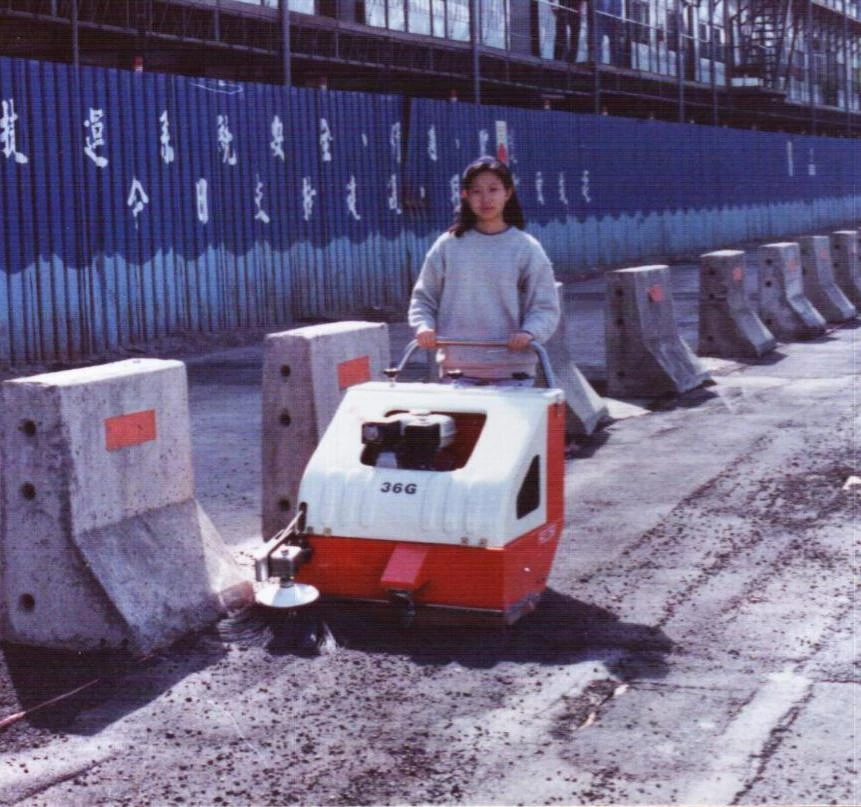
top-left (450, 156), bottom-right (526, 237)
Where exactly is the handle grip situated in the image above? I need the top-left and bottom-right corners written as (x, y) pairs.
top-left (388, 337), bottom-right (557, 387)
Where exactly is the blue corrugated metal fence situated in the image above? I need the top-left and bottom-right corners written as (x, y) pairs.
top-left (1, 56), bottom-right (859, 365)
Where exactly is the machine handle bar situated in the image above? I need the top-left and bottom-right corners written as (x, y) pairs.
top-left (389, 337), bottom-right (557, 388)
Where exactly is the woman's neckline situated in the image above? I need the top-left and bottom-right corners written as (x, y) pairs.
top-left (472, 224), bottom-right (511, 236)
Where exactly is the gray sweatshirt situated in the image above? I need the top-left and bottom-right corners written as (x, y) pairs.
top-left (408, 227), bottom-right (560, 379)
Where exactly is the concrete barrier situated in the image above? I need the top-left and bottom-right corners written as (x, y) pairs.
top-left (697, 250), bottom-right (777, 358)
top-left (605, 265), bottom-right (711, 398)
top-left (829, 230), bottom-right (861, 308)
top-left (545, 283), bottom-right (609, 435)
top-left (262, 321), bottom-right (390, 540)
top-left (0, 359), bottom-right (250, 654)
top-left (798, 236), bottom-right (856, 323)
top-left (757, 242), bottom-right (827, 341)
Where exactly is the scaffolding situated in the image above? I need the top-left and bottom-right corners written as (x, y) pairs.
top-left (0, 0), bottom-right (857, 134)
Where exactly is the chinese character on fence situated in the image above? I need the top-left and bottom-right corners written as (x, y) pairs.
top-left (319, 118), bottom-right (333, 163)
top-left (478, 129), bottom-right (489, 156)
top-left (217, 114), bottom-right (237, 165)
top-left (83, 108), bottom-right (108, 168)
top-left (254, 175), bottom-right (271, 224)
top-left (127, 178), bottom-right (149, 226)
top-left (159, 110), bottom-right (175, 165)
top-left (535, 171), bottom-right (545, 205)
top-left (196, 178), bottom-right (209, 224)
top-left (450, 174), bottom-right (460, 212)
top-left (558, 172), bottom-right (569, 206)
top-left (427, 125), bottom-right (438, 162)
top-left (387, 173), bottom-right (402, 215)
top-left (346, 175), bottom-right (361, 221)
top-left (0, 99), bottom-right (28, 165)
top-left (302, 176), bottom-right (317, 221)
top-left (581, 170), bottom-right (591, 203)
top-left (271, 115), bottom-right (285, 161)
top-left (390, 122), bottom-right (402, 165)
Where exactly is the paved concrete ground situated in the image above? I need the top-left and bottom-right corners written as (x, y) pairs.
top-left (0, 255), bottom-right (857, 807)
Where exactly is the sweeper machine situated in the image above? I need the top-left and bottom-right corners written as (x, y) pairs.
top-left (253, 338), bottom-right (566, 625)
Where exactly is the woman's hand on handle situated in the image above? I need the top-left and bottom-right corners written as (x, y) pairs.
top-left (416, 329), bottom-right (437, 349)
top-left (507, 331), bottom-right (533, 351)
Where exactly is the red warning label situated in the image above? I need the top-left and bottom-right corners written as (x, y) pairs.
top-left (337, 356), bottom-right (371, 389)
top-left (647, 285), bottom-right (664, 303)
top-left (105, 409), bottom-right (157, 451)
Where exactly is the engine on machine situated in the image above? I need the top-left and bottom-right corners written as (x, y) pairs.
top-left (360, 410), bottom-right (457, 471)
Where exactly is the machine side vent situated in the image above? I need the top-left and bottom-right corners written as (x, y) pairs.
top-left (516, 455), bottom-right (541, 519)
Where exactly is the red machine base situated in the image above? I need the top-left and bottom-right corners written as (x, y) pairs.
top-left (297, 520), bottom-right (561, 625)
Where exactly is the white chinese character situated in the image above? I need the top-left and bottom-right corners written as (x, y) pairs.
top-left (535, 171), bottom-right (545, 205)
top-left (302, 176), bottom-right (317, 221)
top-left (271, 115), bottom-right (285, 161)
top-left (83, 108), bottom-right (108, 168)
top-left (159, 110), bottom-right (175, 165)
top-left (450, 173), bottom-right (461, 212)
top-left (346, 175), bottom-right (361, 221)
top-left (808, 147), bottom-right (816, 177)
top-left (427, 125), bottom-right (438, 162)
top-left (254, 174), bottom-right (270, 224)
top-left (127, 177), bottom-right (149, 225)
top-left (387, 173), bottom-right (402, 215)
top-left (0, 99), bottom-right (28, 165)
top-left (479, 129), bottom-right (489, 156)
top-left (390, 122), bottom-right (402, 164)
top-left (581, 170), bottom-right (591, 204)
top-left (196, 178), bottom-right (209, 224)
top-left (319, 118), bottom-right (333, 163)
top-left (558, 172), bottom-right (569, 206)
top-left (217, 114), bottom-right (237, 165)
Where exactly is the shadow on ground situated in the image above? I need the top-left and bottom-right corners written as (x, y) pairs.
top-left (238, 588), bottom-right (674, 682)
top-left (0, 636), bottom-right (224, 736)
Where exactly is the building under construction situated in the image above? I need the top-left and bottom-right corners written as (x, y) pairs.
top-left (0, 0), bottom-right (858, 136)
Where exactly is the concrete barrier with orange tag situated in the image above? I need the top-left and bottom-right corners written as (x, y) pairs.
top-left (605, 265), bottom-right (711, 397)
top-left (757, 242), bottom-right (827, 341)
top-left (829, 230), bottom-right (861, 308)
top-left (698, 249), bottom-right (776, 359)
top-left (261, 322), bottom-right (390, 541)
top-left (0, 358), bottom-right (251, 654)
top-left (798, 235), bottom-right (856, 323)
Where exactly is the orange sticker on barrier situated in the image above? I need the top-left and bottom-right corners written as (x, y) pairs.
top-left (732, 266), bottom-right (744, 283)
top-left (337, 356), bottom-right (371, 389)
top-left (647, 285), bottom-right (664, 303)
top-left (104, 409), bottom-right (157, 451)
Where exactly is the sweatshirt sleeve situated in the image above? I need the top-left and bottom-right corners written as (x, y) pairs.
top-left (519, 239), bottom-right (561, 343)
top-left (407, 236), bottom-right (445, 333)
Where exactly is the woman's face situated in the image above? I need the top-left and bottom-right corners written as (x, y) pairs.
top-left (463, 170), bottom-right (513, 233)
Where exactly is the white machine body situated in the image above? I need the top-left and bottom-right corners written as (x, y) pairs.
top-left (298, 381), bottom-right (565, 550)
